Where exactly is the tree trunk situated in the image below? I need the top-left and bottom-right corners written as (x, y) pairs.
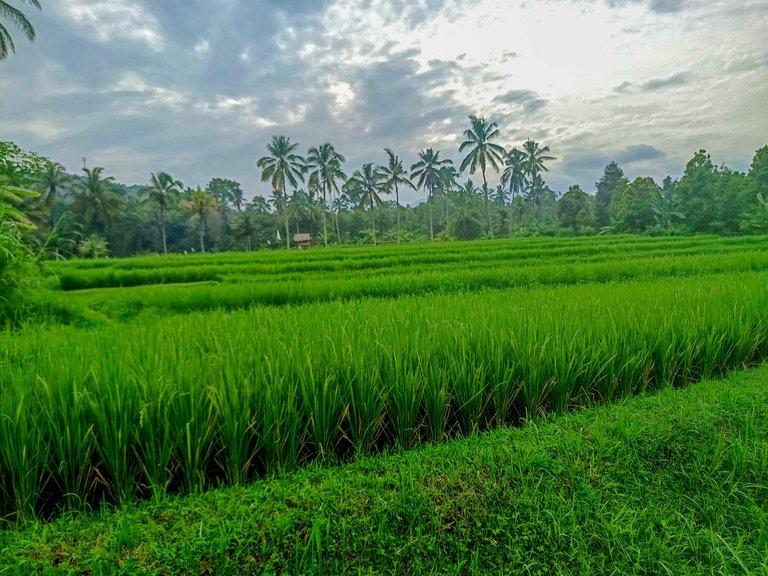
top-left (322, 184), bottom-right (328, 247)
top-left (282, 177), bottom-right (291, 249)
top-left (395, 183), bottom-right (401, 244)
top-left (199, 213), bottom-right (206, 254)
top-left (160, 205), bottom-right (168, 254)
top-left (370, 197), bottom-right (377, 245)
top-left (483, 171), bottom-right (493, 239)
top-left (429, 184), bottom-right (434, 241)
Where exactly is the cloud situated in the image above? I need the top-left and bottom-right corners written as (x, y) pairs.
top-left (725, 51), bottom-right (768, 73)
top-left (559, 144), bottom-right (669, 187)
top-left (641, 71), bottom-right (692, 90)
top-left (493, 90), bottom-right (548, 114)
top-left (615, 144), bottom-right (666, 163)
top-left (606, 0), bottom-right (687, 14)
top-left (613, 71), bottom-right (692, 94)
top-left (56, 0), bottom-right (165, 51)
top-left (648, 0), bottom-right (686, 13)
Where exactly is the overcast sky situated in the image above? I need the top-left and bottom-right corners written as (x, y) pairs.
top-left (1, 0), bottom-right (766, 204)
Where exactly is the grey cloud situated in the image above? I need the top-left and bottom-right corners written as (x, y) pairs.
top-left (641, 71), bottom-right (692, 90)
top-left (648, 0), bottom-right (686, 13)
top-left (347, 52), bottom-right (468, 144)
top-left (493, 90), bottom-right (548, 114)
top-left (725, 51), bottom-right (768, 73)
top-left (615, 144), bottom-right (667, 164)
top-left (613, 71), bottom-right (692, 94)
top-left (562, 144), bottom-right (669, 186)
top-left (606, 0), bottom-right (687, 13)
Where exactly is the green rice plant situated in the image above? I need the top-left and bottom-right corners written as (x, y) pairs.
top-left (261, 372), bottom-right (304, 473)
top-left (341, 364), bottom-right (385, 457)
top-left (0, 391), bottom-right (47, 523)
top-left (88, 367), bottom-right (140, 506)
top-left (420, 358), bottom-right (451, 443)
top-left (38, 375), bottom-right (96, 514)
top-left (384, 350), bottom-right (424, 449)
top-left (167, 381), bottom-right (217, 494)
top-left (132, 382), bottom-right (179, 497)
top-left (298, 361), bottom-right (344, 462)
top-left (209, 370), bottom-right (262, 487)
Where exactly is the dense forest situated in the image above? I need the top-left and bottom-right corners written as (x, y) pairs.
top-left (1, 134), bottom-right (767, 261)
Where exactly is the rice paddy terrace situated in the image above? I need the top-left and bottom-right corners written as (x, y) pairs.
top-left (2, 234), bottom-right (768, 523)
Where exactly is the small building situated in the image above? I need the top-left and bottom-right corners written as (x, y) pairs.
top-left (293, 233), bottom-right (313, 249)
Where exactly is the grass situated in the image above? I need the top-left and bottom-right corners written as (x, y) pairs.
top-left (1, 365), bottom-right (767, 575)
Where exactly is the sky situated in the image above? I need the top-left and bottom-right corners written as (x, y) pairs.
top-left (1, 0), bottom-right (766, 204)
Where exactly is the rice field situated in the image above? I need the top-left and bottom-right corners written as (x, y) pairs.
top-left (2, 234), bottom-right (768, 522)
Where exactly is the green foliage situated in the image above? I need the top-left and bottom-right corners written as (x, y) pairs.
top-left (77, 234), bottom-right (109, 258)
top-left (595, 161), bottom-right (627, 229)
top-left (179, 187), bottom-right (218, 254)
top-left (0, 0), bottom-right (41, 59)
top-left (257, 135), bottom-right (306, 249)
top-left (557, 184), bottom-right (594, 231)
top-left (611, 176), bottom-right (659, 232)
top-left (0, 141), bottom-right (49, 185)
top-left (0, 179), bottom-right (38, 306)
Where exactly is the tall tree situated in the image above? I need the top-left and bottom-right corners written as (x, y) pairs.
top-left (459, 115), bottom-right (506, 238)
top-left (610, 177), bottom-right (659, 232)
top-left (208, 178), bottom-right (245, 212)
top-left (651, 178), bottom-right (685, 231)
top-left (257, 135), bottom-right (306, 249)
top-left (675, 150), bottom-right (720, 233)
top-left (180, 187), bottom-right (218, 254)
top-left (38, 161), bottom-right (68, 226)
top-left (557, 185), bottom-right (594, 232)
top-left (378, 148), bottom-right (414, 244)
top-left (307, 143), bottom-right (346, 246)
top-left (0, 0), bottom-right (41, 60)
top-left (140, 171), bottom-right (183, 254)
top-left (446, 181), bottom-right (484, 240)
top-left (595, 161), bottom-right (627, 229)
top-left (411, 148), bottom-right (452, 241)
top-left (521, 140), bottom-right (555, 219)
top-left (501, 148), bottom-right (527, 203)
top-left (71, 166), bottom-right (123, 235)
top-left (347, 163), bottom-right (384, 245)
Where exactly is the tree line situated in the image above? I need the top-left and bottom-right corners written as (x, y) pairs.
top-left (1, 131), bottom-right (768, 262)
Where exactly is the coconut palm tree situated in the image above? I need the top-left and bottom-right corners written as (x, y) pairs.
top-left (0, 0), bottom-right (41, 60)
top-left (459, 115), bottom-right (506, 238)
top-left (38, 161), bottom-right (68, 226)
top-left (257, 135), bottom-right (306, 249)
top-left (307, 143), bottom-right (346, 246)
top-left (347, 163), bottom-right (384, 245)
top-left (411, 148), bottom-right (453, 241)
top-left (501, 147), bottom-right (527, 203)
top-left (521, 139), bottom-right (556, 219)
top-left (180, 187), bottom-right (218, 254)
top-left (378, 148), bottom-right (414, 244)
top-left (71, 166), bottom-right (123, 235)
top-left (140, 171), bottom-right (183, 254)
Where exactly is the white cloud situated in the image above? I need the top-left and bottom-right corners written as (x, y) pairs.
top-left (193, 39), bottom-right (210, 57)
top-left (108, 72), bottom-right (188, 109)
top-left (58, 0), bottom-right (165, 52)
